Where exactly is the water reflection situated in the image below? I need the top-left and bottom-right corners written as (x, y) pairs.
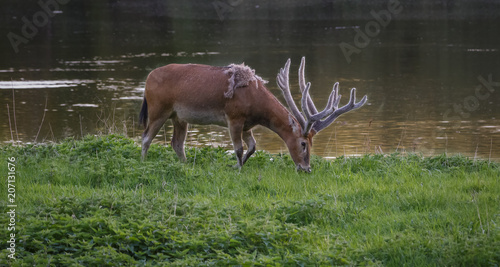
top-left (0, 80), bottom-right (94, 89)
top-left (1, 3), bottom-right (499, 161)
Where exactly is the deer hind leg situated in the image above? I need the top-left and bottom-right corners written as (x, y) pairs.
top-left (141, 109), bottom-right (171, 160)
top-left (171, 117), bottom-right (188, 162)
top-left (242, 130), bottom-right (256, 165)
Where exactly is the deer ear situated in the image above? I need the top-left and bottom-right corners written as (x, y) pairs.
top-left (289, 115), bottom-right (301, 135)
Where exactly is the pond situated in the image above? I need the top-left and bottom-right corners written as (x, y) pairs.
top-left (1, 1), bottom-right (499, 161)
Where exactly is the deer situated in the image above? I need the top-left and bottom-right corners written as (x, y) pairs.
top-left (139, 57), bottom-right (367, 172)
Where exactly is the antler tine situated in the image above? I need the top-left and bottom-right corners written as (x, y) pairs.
top-left (301, 80), bottom-right (345, 135)
top-left (299, 57), bottom-right (318, 114)
top-left (301, 82), bottom-right (312, 119)
top-left (308, 82), bottom-right (339, 122)
top-left (312, 87), bottom-right (368, 133)
top-left (277, 58), bottom-right (307, 128)
top-left (300, 82), bottom-right (315, 135)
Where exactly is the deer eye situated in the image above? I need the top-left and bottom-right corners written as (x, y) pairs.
top-left (301, 141), bottom-right (307, 150)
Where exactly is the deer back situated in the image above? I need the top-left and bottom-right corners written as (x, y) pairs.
top-left (144, 63), bottom-right (273, 127)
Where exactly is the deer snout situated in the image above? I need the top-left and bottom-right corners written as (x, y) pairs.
top-left (296, 164), bottom-right (311, 173)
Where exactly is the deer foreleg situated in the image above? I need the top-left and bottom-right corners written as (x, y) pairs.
top-left (242, 130), bottom-right (256, 165)
top-left (228, 121), bottom-right (245, 168)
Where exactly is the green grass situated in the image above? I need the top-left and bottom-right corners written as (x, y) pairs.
top-left (1, 134), bottom-right (499, 266)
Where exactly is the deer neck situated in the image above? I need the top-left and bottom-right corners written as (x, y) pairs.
top-left (258, 93), bottom-right (298, 143)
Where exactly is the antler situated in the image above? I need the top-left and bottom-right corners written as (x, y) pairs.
top-left (312, 85), bottom-right (368, 133)
top-left (276, 57), bottom-right (368, 136)
top-left (277, 58), bottom-right (307, 130)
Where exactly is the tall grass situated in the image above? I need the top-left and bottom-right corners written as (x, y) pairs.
top-left (1, 134), bottom-right (499, 266)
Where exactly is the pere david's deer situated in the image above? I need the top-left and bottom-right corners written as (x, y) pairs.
top-left (139, 57), bottom-right (367, 172)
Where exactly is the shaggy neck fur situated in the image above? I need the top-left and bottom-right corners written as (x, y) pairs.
top-left (223, 63), bottom-right (268, 98)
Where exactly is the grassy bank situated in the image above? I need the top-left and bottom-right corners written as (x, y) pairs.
top-left (1, 134), bottom-right (499, 266)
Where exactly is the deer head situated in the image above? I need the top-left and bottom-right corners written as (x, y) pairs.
top-left (276, 57), bottom-right (368, 171)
